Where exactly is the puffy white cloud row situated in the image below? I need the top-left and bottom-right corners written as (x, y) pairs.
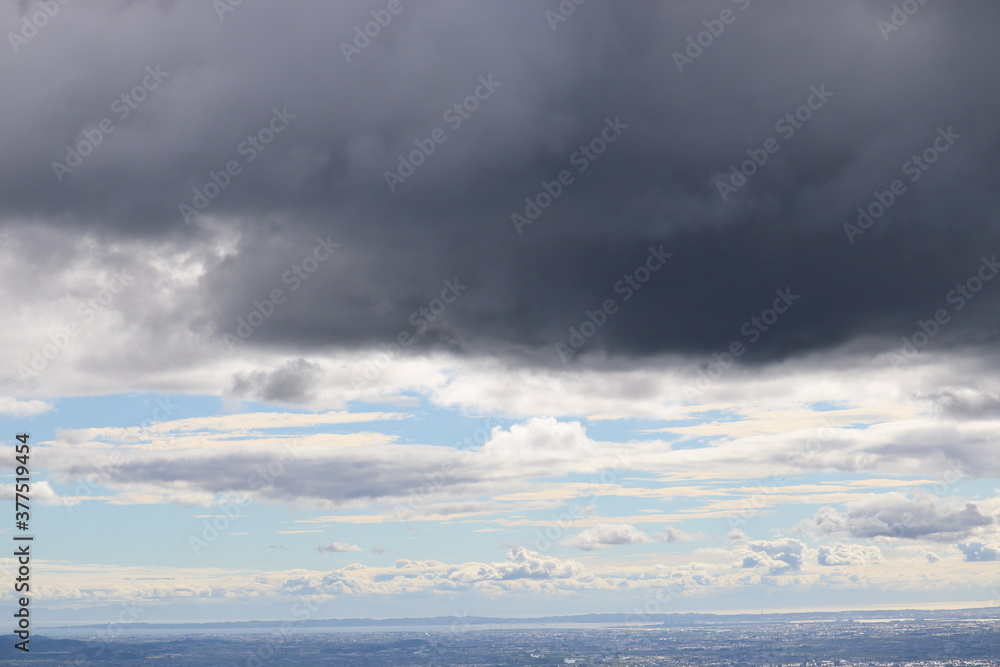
top-left (10, 539), bottom-right (998, 607)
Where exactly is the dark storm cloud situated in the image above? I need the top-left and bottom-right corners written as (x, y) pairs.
top-left (5, 0), bottom-right (1000, 363)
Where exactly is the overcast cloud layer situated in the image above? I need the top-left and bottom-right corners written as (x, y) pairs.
top-left (3, 0), bottom-right (1000, 369)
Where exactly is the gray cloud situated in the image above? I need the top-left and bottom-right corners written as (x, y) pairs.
top-left (654, 526), bottom-right (701, 544)
top-left (567, 524), bottom-right (653, 551)
top-left (957, 541), bottom-right (1000, 562)
top-left (230, 358), bottom-right (324, 403)
top-left (4, 1), bottom-right (1000, 369)
top-left (814, 494), bottom-right (993, 541)
top-left (926, 389), bottom-right (1000, 419)
top-left (41, 416), bottom-right (623, 509)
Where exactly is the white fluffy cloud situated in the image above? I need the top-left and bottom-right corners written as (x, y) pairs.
top-left (15, 540), bottom-right (1000, 610)
top-left (0, 478), bottom-right (77, 507)
top-left (737, 539), bottom-right (805, 575)
top-left (480, 417), bottom-right (596, 462)
top-left (816, 543), bottom-right (882, 566)
top-left (0, 396), bottom-right (52, 417)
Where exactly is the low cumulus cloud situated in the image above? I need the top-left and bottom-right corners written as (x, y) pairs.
top-left (27, 543), bottom-right (995, 608)
top-left (737, 539), bottom-right (805, 575)
top-left (480, 417), bottom-right (596, 462)
top-left (813, 494), bottom-right (993, 541)
top-left (816, 543), bottom-right (882, 566)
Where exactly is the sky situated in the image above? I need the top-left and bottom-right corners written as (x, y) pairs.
top-left (1, 0), bottom-right (1000, 626)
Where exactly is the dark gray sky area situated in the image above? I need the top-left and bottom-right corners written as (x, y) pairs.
top-left (4, 0), bottom-right (999, 365)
